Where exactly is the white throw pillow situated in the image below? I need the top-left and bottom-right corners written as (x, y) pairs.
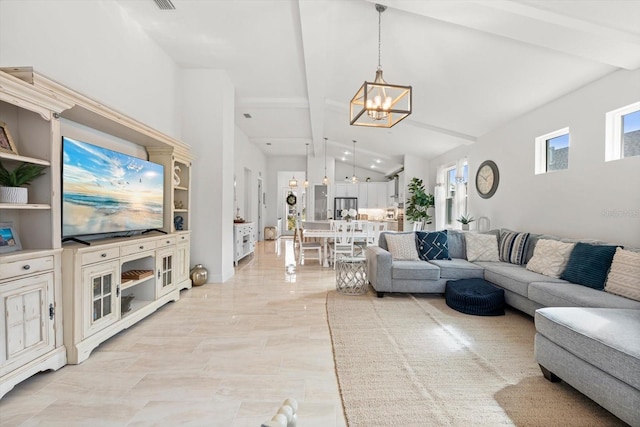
top-left (605, 248), bottom-right (640, 302)
top-left (526, 239), bottom-right (575, 278)
top-left (465, 233), bottom-right (499, 262)
top-left (385, 233), bottom-right (420, 261)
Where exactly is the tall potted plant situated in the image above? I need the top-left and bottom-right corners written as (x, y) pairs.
top-left (0, 161), bottom-right (47, 204)
top-left (405, 177), bottom-right (435, 226)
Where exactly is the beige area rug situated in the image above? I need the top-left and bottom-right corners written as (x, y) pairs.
top-left (326, 290), bottom-right (626, 427)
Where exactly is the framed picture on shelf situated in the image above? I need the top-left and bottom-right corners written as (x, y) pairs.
top-left (0, 222), bottom-right (22, 253)
top-left (0, 121), bottom-right (19, 155)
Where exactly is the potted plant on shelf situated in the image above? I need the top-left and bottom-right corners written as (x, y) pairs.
top-left (406, 177), bottom-right (435, 227)
top-left (457, 215), bottom-right (475, 230)
top-left (0, 161), bottom-right (47, 204)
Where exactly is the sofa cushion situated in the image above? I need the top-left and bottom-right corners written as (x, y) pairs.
top-left (499, 230), bottom-right (530, 265)
top-left (415, 231), bottom-right (450, 261)
top-left (526, 239), bottom-right (575, 278)
top-left (447, 230), bottom-right (466, 260)
top-left (535, 307), bottom-right (640, 390)
top-left (429, 259), bottom-right (484, 280)
top-left (561, 242), bottom-right (619, 290)
top-left (391, 260), bottom-right (440, 281)
top-left (466, 233), bottom-right (500, 262)
top-left (483, 263), bottom-right (566, 298)
top-left (385, 232), bottom-right (420, 261)
top-left (605, 248), bottom-right (640, 302)
top-left (529, 281), bottom-right (640, 309)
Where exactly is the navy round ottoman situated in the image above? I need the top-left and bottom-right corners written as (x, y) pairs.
top-left (445, 279), bottom-right (505, 316)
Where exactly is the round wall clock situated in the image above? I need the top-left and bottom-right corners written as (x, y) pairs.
top-left (475, 160), bottom-right (499, 199)
top-left (286, 193), bottom-right (297, 206)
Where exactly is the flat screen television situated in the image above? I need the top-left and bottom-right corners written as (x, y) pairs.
top-left (62, 136), bottom-right (164, 240)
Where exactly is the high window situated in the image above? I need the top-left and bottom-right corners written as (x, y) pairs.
top-left (535, 128), bottom-right (570, 174)
top-left (606, 102), bottom-right (640, 161)
top-left (445, 163), bottom-right (468, 226)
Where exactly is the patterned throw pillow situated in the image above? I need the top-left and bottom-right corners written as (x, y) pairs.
top-left (526, 239), bottom-right (575, 278)
top-left (415, 231), bottom-right (450, 261)
top-left (465, 233), bottom-right (500, 262)
top-left (605, 248), bottom-right (640, 301)
top-left (385, 233), bottom-right (420, 261)
top-left (560, 242), bottom-right (619, 290)
top-left (499, 230), bottom-right (531, 265)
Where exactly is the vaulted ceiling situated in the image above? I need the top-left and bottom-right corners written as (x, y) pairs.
top-left (116, 0), bottom-right (640, 175)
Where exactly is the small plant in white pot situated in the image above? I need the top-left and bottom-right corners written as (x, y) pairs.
top-left (457, 215), bottom-right (475, 231)
top-left (0, 161), bottom-right (47, 204)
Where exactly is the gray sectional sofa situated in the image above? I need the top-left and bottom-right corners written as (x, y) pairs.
top-left (365, 229), bottom-right (640, 426)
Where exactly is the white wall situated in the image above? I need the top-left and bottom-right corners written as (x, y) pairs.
top-left (234, 127), bottom-right (267, 233)
top-left (430, 69), bottom-right (640, 248)
top-left (0, 0), bottom-right (179, 137)
top-left (180, 69), bottom-right (235, 283)
top-left (334, 162), bottom-right (386, 183)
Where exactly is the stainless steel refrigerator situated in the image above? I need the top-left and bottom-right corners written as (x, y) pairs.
top-left (334, 197), bottom-right (358, 220)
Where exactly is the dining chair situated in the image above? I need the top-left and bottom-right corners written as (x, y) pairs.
top-left (330, 221), bottom-right (355, 269)
top-left (296, 226), bottom-right (322, 265)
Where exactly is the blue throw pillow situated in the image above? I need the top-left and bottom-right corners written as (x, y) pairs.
top-left (560, 242), bottom-right (619, 290)
top-left (415, 231), bottom-right (450, 261)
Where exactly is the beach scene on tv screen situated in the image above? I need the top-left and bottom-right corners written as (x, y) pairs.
top-left (62, 137), bottom-right (164, 237)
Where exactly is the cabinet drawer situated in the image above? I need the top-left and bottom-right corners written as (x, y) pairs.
top-left (176, 234), bottom-right (190, 244)
top-left (156, 236), bottom-right (177, 248)
top-left (81, 247), bottom-right (120, 265)
top-left (121, 242), bottom-right (155, 257)
top-left (0, 256), bottom-right (54, 280)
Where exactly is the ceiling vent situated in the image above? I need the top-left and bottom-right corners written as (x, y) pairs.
top-left (153, 0), bottom-right (176, 10)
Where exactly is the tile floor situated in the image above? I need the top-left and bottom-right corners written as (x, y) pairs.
top-left (0, 238), bottom-right (347, 427)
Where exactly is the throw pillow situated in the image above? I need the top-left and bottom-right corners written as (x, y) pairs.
top-left (415, 231), bottom-right (450, 261)
top-left (604, 248), bottom-right (640, 302)
top-left (499, 230), bottom-right (531, 265)
top-left (560, 242), bottom-right (619, 290)
top-left (526, 239), bottom-right (576, 278)
top-left (385, 233), bottom-right (420, 261)
top-left (447, 230), bottom-right (466, 259)
top-left (465, 233), bottom-right (500, 262)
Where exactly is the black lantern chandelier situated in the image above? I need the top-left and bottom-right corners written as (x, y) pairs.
top-left (350, 4), bottom-right (412, 128)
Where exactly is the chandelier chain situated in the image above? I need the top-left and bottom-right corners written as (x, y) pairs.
top-left (377, 6), bottom-right (382, 70)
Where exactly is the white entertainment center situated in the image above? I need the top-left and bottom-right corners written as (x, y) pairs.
top-left (0, 67), bottom-right (193, 397)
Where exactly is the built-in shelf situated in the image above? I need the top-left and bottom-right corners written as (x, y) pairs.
top-left (0, 203), bottom-right (51, 210)
top-left (0, 152), bottom-right (51, 166)
top-left (121, 276), bottom-right (154, 291)
top-left (175, 186), bottom-right (188, 191)
top-left (174, 208), bottom-right (188, 213)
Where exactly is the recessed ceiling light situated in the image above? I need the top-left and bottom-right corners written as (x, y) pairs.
top-left (371, 165), bottom-right (376, 169)
top-left (376, 159), bottom-right (381, 163)
top-left (243, 113), bottom-right (252, 118)
top-left (266, 142), bottom-right (272, 146)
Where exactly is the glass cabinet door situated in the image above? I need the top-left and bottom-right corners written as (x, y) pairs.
top-left (82, 261), bottom-right (119, 339)
top-left (156, 248), bottom-right (176, 297)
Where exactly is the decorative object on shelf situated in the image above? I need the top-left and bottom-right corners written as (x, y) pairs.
top-left (120, 294), bottom-right (135, 314)
top-left (174, 200), bottom-right (184, 209)
top-left (0, 221), bottom-right (22, 253)
top-left (190, 264), bottom-right (208, 286)
top-left (475, 160), bottom-right (499, 199)
top-left (174, 215), bottom-right (184, 230)
top-left (341, 208), bottom-right (358, 221)
top-left (286, 192), bottom-right (297, 206)
top-left (457, 215), bottom-right (476, 231)
top-left (405, 177), bottom-right (435, 225)
top-left (0, 160), bottom-right (46, 203)
top-left (173, 165), bottom-right (181, 185)
top-left (121, 269), bottom-right (154, 281)
top-left (350, 4), bottom-right (412, 128)
top-left (351, 140), bottom-right (359, 184)
top-left (0, 121), bottom-right (18, 155)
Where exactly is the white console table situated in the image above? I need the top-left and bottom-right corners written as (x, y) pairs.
top-left (234, 222), bottom-right (256, 266)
